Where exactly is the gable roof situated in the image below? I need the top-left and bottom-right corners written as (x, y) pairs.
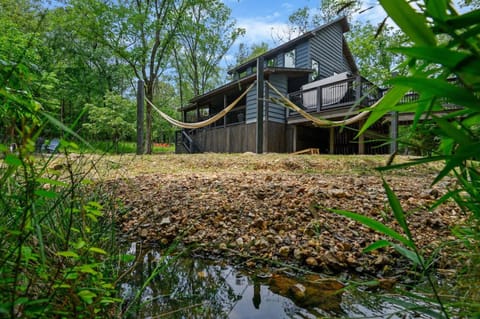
top-left (228, 16), bottom-right (350, 75)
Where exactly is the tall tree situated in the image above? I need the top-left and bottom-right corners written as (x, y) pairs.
top-left (317, 0), bottom-right (362, 22)
top-left (151, 80), bottom-right (180, 143)
top-left (0, 0), bottom-right (47, 143)
top-left (460, 0), bottom-right (480, 7)
top-left (39, 6), bottom-right (130, 132)
top-left (346, 21), bottom-right (408, 86)
top-left (67, 0), bottom-right (193, 154)
top-left (233, 42), bottom-right (269, 66)
top-left (83, 92), bottom-right (136, 152)
top-left (278, 0), bottom-right (361, 42)
top-left (172, 0), bottom-right (244, 105)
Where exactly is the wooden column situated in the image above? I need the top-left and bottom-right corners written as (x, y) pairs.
top-left (224, 95), bottom-right (229, 152)
top-left (329, 127), bottom-right (335, 154)
top-left (264, 81), bottom-right (269, 152)
top-left (390, 111), bottom-right (398, 154)
top-left (358, 120), bottom-right (365, 155)
top-left (292, 125), bottom-right (297, 152)
top-left (317, 87), bottom-right (322, 112)
top-left (256, 56), bottom-right (264, 154)
top-left (136, 80), bottom-right (144, 155)
top-left (355, 75), bottom-right (362, 101)
top-left (223, 95), bottom-right (227, 128)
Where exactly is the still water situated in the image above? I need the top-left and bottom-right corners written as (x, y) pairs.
top-left (119, 243), bottom-right (436, 318)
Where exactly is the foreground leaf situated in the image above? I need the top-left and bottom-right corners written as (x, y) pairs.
top-left (329, 208), bottom-right (413, 248)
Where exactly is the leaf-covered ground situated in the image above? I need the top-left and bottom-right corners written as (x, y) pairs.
top-left (86, 153), bottom-right (462, 276)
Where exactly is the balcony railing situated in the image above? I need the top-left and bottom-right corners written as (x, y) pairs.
top-left (287, 76), bottom-right (380, 117)
top-left (287, 77), bottom-right (463, 118)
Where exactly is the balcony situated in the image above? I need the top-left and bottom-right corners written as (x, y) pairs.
top-left (286, 75), bottom-right (380, 119)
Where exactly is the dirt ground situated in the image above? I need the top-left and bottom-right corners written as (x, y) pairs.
top-left (89, 153), bottom-right (463, 276)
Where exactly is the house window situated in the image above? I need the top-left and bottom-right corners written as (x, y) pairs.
top-left (284, 49), bottom-right (296, 68)
top-left (199, 107), bottom-right (209, 119)
top-left (311, 59), bottom-right (320, 80)
top-left (267, 58), bottom-right (275, 67)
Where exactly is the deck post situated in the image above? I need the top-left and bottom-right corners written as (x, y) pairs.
top-left (329, 127), bottom-right (335, 154)
top-left (390, 111), bottom-right (398, 154)
top-left (317, 87), bottom-right (322, 112)
top-left (136, 79), bottom-right (144, 155)
top-left (265, 82), bottom-right (270, 152)
top-left (256, 56), bottom-right (264, 154)
top-left (358, 120), bottom-right (365, 155)
top-left (355, 75), bottom-right (362, 101)
top-left (292, 125), bottom-right (297, 152)
top-left (223, 94), bottom-right (227, 128)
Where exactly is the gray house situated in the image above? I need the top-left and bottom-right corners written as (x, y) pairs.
top-left (176, 17), bottom-right (389, 154)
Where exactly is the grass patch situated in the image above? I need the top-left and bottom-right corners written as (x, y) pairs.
top-left (69, 141), bottom-right (175, 154)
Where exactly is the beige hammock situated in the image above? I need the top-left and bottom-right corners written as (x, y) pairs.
top-left (266, 81), bottom-right (371, 127)
top-left (146, 81), bottom-right (256, 129)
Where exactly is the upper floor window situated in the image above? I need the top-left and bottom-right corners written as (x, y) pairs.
top-left (311, 59), bottom-right (320, 80)
top-left (284, 49), bottom-right (296, 68)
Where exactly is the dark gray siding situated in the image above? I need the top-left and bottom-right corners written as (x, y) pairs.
top-left (246, 85), bottom-right (258, 123)
top-left (295, 41), bottom-right (309, 69)
top-left (267, 74), bottom-right (287, 124)
top-left (342, 54), bottom-right (352, 72)
top-left (278, 52), bottom-right (285, 68)
top-left (275, 41), bottom-right (309, 69)
top-left (309, 23), bottom-right (352, 79)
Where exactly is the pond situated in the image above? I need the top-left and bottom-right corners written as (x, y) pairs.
top-left (118, 243), bottom-right (438, 319)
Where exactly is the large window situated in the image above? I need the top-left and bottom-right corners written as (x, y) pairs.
top-left (284, 49), bottom-right (296, 68)
top-left (311, 59), bottom-right (320, 80)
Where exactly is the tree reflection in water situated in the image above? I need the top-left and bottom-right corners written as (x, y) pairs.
top-left (118, 243), bottom-right (320, 318)
top-left (119, 243), bottom-right (238, 318)
top-left (118, 243), bottom-right (437, 319)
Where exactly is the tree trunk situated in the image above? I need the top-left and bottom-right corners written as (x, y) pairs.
top-left (145, 84), bottom-right (154, 154)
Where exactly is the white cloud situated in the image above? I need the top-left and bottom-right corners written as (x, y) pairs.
top-left (281, 2), bottom-right (294, 10)
top-left (237, 17), bottom-right (292, 45)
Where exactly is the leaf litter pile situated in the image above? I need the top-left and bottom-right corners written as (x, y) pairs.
top-left (95, 153), bottom-right (463, 276)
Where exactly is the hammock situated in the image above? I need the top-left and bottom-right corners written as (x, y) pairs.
top-left (266, 80), bottom-right (371, 127)
top-left (146, 81), bottom-right (256, 129)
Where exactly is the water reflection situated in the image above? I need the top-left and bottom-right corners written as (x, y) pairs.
top-left (118, 243), bottom-right (437, 319)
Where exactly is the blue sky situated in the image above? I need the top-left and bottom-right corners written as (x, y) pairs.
top-left (222, 0), bottom-right (471, 48)
top-left (221, 0), bottom-right (387, 46)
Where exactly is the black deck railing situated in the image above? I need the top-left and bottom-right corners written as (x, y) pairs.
top-left (175, 130), bottom-right (201, 154)
top-left (287, 76), bottom-right (380, 117)
top-left (287, 77), bottom-right (463, 118)
top-left (387, 77), bottom-right (462, 110)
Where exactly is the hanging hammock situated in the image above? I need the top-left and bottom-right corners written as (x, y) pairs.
top-left (266, 80), bottom-right (372, 127)
top-left (146, 81), bottom-right (256, 129)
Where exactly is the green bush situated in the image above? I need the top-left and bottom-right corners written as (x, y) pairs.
top-left (1, 58), bottom-right (122, 317)
top-left (333, 1), bottom-right (480, 318)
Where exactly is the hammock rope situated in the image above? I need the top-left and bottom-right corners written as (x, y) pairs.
top-left (266, 80), bottom-right (372, 127)
top-left (146, 81), bottom-right (256, 129)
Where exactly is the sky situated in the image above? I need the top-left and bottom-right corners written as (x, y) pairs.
top-left (221, 0), bottom-right (387, 46)
top-left (222, 0), bottom-right (471, 48)
top-left (219, 0), bottom-right (387, 67)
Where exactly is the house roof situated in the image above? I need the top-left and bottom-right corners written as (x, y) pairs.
top-left (180, 67), bottom-right (312, 111)
top-left (180, 16), bottom-right (356, 112)
top-left (227, 16), bottom-right (350, 75)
